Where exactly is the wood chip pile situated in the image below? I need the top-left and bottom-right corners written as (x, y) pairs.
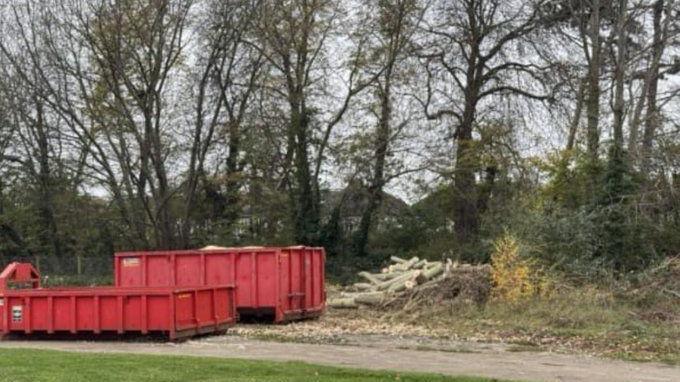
top-left (329, 256), bottom-right (492, 309)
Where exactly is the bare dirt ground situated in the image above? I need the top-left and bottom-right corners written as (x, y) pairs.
top-left (1, 329), bottom-right (679, 382)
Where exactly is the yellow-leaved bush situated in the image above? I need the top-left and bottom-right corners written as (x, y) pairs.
top-left (491, 233), bottom-right (549, 301)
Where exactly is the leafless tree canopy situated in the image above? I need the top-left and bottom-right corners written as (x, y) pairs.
top-left (0, 0), bottom-right (678, 275)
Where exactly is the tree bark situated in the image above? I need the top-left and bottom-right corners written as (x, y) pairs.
top-left (351, 0), bottom-right (416, 256)
top-left (290, 95), bottom-right (320, 245)
top-left (353, 73), bottom-right (392, 256)
top-left (224, 120), bottom-right (242, 227)
top-left (454, 71), bottom-right (481, 243)
top-left (640, 0), bottom-right (668, 171)
top-left (611, 0), bottom-right (627, 148)
top-left (566, 78), bottom-right (586, 151)
top-left (33, 97), bottom-right (63, 271)
top-left (585, 0), bottom-right (602, 164)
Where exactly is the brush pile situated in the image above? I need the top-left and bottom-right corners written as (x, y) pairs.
top-left (329, 256), bottom-right (492, 309)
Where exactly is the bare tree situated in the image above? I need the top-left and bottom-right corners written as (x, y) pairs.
top-left (583, 0), bottom-right (603, 164)
top-left (351, 0), bottom-right (424, 256)
top-left (84, 1), bottom-right (193, 248)
top-left (0, 1), bottom-right (200, 249)
top-left (637, 0), bottom-right (676, 171)
top-left (419, 0), bottom-right (554, 244)
top-left (0, 8), bottom-right (71, 270)
top-left (251, 0), bottom-right (376, 244)
top-left (180, 0), bottom-right (264, 245)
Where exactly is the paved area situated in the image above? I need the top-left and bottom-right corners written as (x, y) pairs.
top-left (1, 335), bottom-right (679, 382)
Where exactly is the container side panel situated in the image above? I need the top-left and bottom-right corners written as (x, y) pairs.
top-left (0, 285), bottom-right (237, 337)
top-left (8, 297), bottom-right (24, 331)
top-left (174, 292), bottom-right (194, 327)
top-left (256, 253), bottom-right (277, 307)
top-left (321, 249), bottom-right (327, 305)
top-left (205, 254), bottom-right (233, 286)
top-left (310, 249), bottom-right (317, 308)
top-left (99, 296), bottom-right (117, 330)
top-left (235, 254), bottom-right (252, 306)
top-left (308, 250), bottom-right (316, 308)
top-left (214, 289), bottom-right (230, 320)
top-left (30, 298), bottom-right (48, 330)
top-left (305, 250), bottom-right (313, 310)
top-left (279, 250), bottom-right (291, 312)
top-left (109, 246), bottom-right (326, 324)
top-left (123, 296), bottom-right (142, 330)
top-left (0, 299), bottom-right (5, 333)
top-left (117, 256), bottom-right (143, 287)
top-left (53, 297), bottom-right (71, 331)
top-left (195, 290), bottom-right (213, 323)
top-left (147, 295), bottom-right (170, 330)
top-left (76, 296), bottom-right (95, 330)
top-left (176, 256), bottom-right (202, 286)
top-left (147, 256), bottom-right (172, 286)
top-left (299, 249), bottom-right (308, 310)
top-left (322, 249), bottom-right (327, 306)
top-left (313, 249), bottom-right (323, 307)
top-left (290, 251), bottom-right (302, 311)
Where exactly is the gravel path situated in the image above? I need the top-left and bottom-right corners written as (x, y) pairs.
top-left (1, 335), bottom-right (678, 382)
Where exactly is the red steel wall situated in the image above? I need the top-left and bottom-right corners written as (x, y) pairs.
top-left (114, 246), bottom-right (326, 322)
top-left (0, 286), bottom-right (235, 340)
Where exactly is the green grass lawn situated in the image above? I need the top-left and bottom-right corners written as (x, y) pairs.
top-left (0, 349), bottom-right (503, 382)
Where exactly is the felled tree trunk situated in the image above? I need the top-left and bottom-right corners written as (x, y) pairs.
top-left (328, 298), bottom-right (358, 309)
top-left (352, 292), bottom-right (385, 305)
top-left (415, 263), bottom-right (443, 284)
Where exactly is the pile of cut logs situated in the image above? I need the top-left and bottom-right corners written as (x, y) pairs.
top-left (329, 256), bottom-right (448, 309)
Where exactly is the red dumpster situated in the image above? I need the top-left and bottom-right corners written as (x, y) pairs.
top-left (114, 246), bottom-right (326, 323)
top-left (0, 263), bottom-right (236, 340)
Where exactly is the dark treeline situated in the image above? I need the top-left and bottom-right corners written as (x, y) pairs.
top-left (0, 0), bottom-right (678, 279)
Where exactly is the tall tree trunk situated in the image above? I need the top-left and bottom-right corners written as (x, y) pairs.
top-left (453, 135), bottom-right (479, 244)
top-left (566, 78), bottom-right (586, 151)
top-left (640, 0), bottom-right (666, 172)
top-left (147, 112), bottom-right (174, 249)
top-left (628, 77), bottom-right (648, 154)
top-left (629, 0), bottom-right (670, 163)
top-left (290, 98), bottom-right (319, 245)
top-left (602, 0), bottom-right (631, 272)
top-left (353, 71), bottom-right (393, 256)
top-left (34, 98), bottom-right (62, 271)
top-left (224, 120), bottom-right (242, 228)
top-left (585, 0), bottom-right (601, 164)
top-left (612, 0), bottom-right (627, 148)
top-left (453, 91), bottom-right (480, 244)
top-left (200, 121), bottom-right (244, 238)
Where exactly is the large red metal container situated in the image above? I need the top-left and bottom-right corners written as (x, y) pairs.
top-left (0, 263), bottom-right (236, 340)
top-left (114, 246), bottom-right (326, 323)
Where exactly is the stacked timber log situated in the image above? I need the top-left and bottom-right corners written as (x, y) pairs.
top-left (329, 256), bottom-right (457, 308)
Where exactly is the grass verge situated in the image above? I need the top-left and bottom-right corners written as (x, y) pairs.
top-left (0, 348), bottom-right (505, 382)
top-left (384, 286), bottom-right (680, 365)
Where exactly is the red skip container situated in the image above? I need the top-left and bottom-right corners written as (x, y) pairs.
top-left (114, 246), bottom-right (326, 323)
top-left (0, 263), bottom-right (236, 340)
